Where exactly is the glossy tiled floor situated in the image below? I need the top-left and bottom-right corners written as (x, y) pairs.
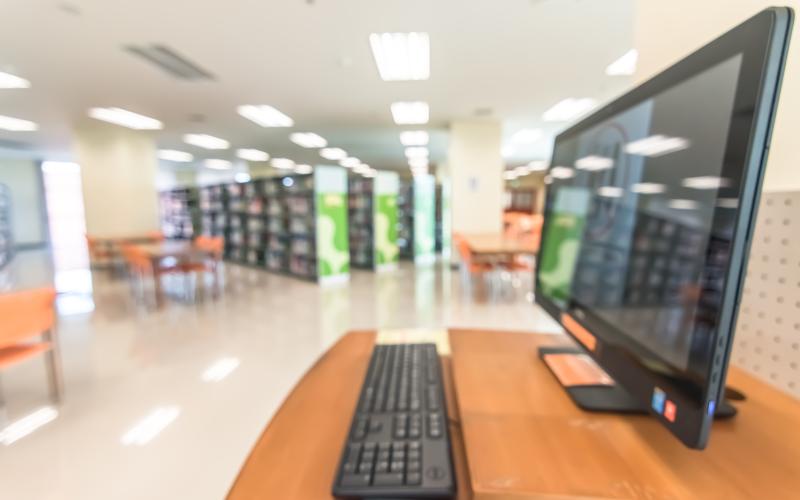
top-left (0, 259), bottom-right (561, 500)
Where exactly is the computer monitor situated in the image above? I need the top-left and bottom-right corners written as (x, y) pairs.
top-left (534, 7), bottom-right (792, 449)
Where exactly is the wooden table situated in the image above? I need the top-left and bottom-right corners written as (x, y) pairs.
top-left (462, 232), bottom-right (537, 258)
top-left (227, 329), bottom-right (800, 499)
top-left (134, 241), bottom-right (215, 306)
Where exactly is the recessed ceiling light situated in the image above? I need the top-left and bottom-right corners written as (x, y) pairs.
top-left (669, 199), bottom-right (699, 210)
top-left (340, 157), bottom-right (361, 168)
top-left (88, 107), bottom-right (162, 130)
top-left (409, 158), bottom-right (429, 169)
top-left (631, 182), bottom-right (666, 194)
top-left (625, 135), bottom-right (690, 157)
top-left (271, 158), bottom-right (295, 170)
top-left (363, 170), bottom-right (377, 178)
top-left (120, 406), bottom-right (180, 446)
top-left (503, 171), bottom-right (518, 180)
top-left (353, 164), bottom-right (370, 174)
top-left (502, 145), bottom-right (515, 158)
top-left (320, 148), bottom-right (347, 160)
top-left (157, 149), bottom-right (193, 162)
top-left (682, 176), bottom-right (731, 190)
top-left (544, 175), bottom-right (553, 185)
top-left (0, 71), bottom-right (31, 89)
top-left (237, 105), bottom-right (294, 127)
top-left (369, 32), bottom-right (430, 81)
top-left (527, 160), bottom-right (549, 171)
top-left (183, 134), bottom-right (229, 150)
top-left (514, 166), bottom-right (531, 176)
top-left (405, 147), bottom-right (429, 159)
top-left (550, 166), bottom-right (575, 179)
top-left (0, 406), bottom-right (58, 445)
top-left (543, 98), bottom-right (596, 122)
top-left (399, 130), bottom-right (429, 146)
top-left (575, 155), bottom-right (614, 171)
top-left (236, 148), bottom-right (269, 162)
top-left (597, 186), bottom-right (624, 198)
top-left (510, 128), bottom-right (542, 144)
top-left (0, 114), bottom-right (38, 131)
top-left (234, 173), bottom-right (251, 184)
top-left (294, 164), bottom-right (313, 174)
top-left (606, 49), bottom-right (638, 76)
top-left (391, 101), bottom-right (429, 125)
top-left (204, 159), bottom-right (232, 170)
top-left (290, 132), bottom-right (327, 148)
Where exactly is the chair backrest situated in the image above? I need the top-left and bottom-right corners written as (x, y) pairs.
top-left (0, 287), bottom-right (56, 348)
top-left (452, 233), bottom-right (474, 265)
top-left (196, 236), bottom-right (224, 258)
top-left (120, 244), bottom-right (150, 271)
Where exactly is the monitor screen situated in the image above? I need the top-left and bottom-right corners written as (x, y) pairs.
top-left (535, 7), bottom-right (792, 448)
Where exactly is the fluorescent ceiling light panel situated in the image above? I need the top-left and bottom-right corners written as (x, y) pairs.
top-left (271, 158), bottom-right (295, 170)
top-left (503, 171), bottom-right (518, 180)
top-left (369, 32), bottom-right (430, 81)
top-left (236, 148), bottom-right (269, 162)
top-left (204, 159), bottom-right (232, 170)
top-left (234, 173), bottom-right (251, 183)
top-left (575, 155), bottom-right (614, 171)
top-left (527, 160), bottom-right (549, 171)
top-left (237, 105), bottom-right (294, 127)
top-left (364, 170), bottom-right (377, 178)
top-left (408, 158), bottom-right (429, 169)
top-left (625, 135), bottom-right (690, 157)
top-left (514, 166), bottom-right (531, 175)
top-left (0, 71), bottom-right (31, 89)
top-left (353, 164), bottom-right (370, 174)
top-left (88, 107), bottom-right (162, 130)
top-left (391, 101), bottom-right (429, 125)
top-left (405, 147), bottom-right (429, 159)
top-left (501, 145), bottom-right (515, 158)
top-left (631, 182), bottom-right (666, 194)
top-left (597, 186), bottom-right (624, 198)
top-left (294, 164), bottom-right (313, 174)
top-left (183, 134), bottom-right (229, 150)
top-left (544, 175), bottom-right (553, 185)
top-left (606, 49), bottom-right (639, 76)
top-left (201, 357), bottom-right (241, 382)
top-left (510, 128), bottom-right (542, 144)
top-left (290, 132), bottom-right (327, 149)
top-left (0, 406), bottom-right (58, 445)
top-left (550, 166), bottom-right (575, 179)
top-left (340, 157), bottom-right (361, 168)
top-left (157, 149), bottom-right (193, 162)
top-left (399, 130), bottom-right (429, 146)
top-left (0, 114), bottom-right (37, 131)
top-left (120, 406), bottom-right (180, 446)
top-left (682, 176), bottom-right (731, 190)
top-left (669, 199), bottom-right (699, 210)
top-left (543, 98), bottom-right (597, 122)
top-left (320, 148), bottom-right (347, 160)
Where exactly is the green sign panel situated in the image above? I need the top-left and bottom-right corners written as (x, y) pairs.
top-left (314, 166), bottom-right (350, 284)
top-left (374, 171), bottom-right (399, 271)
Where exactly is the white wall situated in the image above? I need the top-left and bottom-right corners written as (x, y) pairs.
top-left (447, 119), bottom-right (504, 234)
top-left (634, 1), bottom-right (800, 191)
top-left (0, 158), bottom-right (48, 247)
top-left (74, 122), bottom-right (160, 236)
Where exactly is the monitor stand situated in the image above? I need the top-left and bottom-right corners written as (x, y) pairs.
top-left (538, 346), bottom-right (738, 419)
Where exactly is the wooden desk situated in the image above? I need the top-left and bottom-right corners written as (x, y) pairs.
top-left (228, 330), bottom-right (800, 499)
top-left (462, 233), bottom-right (537, 257)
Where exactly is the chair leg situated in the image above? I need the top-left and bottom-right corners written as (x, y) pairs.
top-left (42, 329), bottom-right (64, 404)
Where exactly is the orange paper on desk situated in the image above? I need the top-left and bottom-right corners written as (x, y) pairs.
top-left (561, 313), bottom-right (597, 351)
top-left (543, 353), bottom-right (614, 387)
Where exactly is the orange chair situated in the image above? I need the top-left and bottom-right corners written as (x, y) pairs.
top-left (85, 235), bottom-right (114, 269)
top-left (0, 287), bottom-right (63, 406)
top-left (189, 236), bottom-right (225, 295)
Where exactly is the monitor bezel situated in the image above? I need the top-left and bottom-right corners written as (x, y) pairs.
top-left (534, 7), bottom-right (792, 449)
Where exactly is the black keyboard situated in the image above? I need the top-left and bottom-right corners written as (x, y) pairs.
top-left (332, 343), bottom-right (456, 498)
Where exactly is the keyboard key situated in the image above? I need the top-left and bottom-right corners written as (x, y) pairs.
top-left (409, 441), bottom-right (421, 450)
top-left (373, 473), bottom-right (404, 486)
top-left (375, 460), bottom-right (389, 473)
top-left (357, 462), bottom-right (373, 474)
top-left (390, 460), bottom-right (405, 473)
top-left (363, 442), bottom-right (377, 452)
top-left (408, 460), bottom-right (421, 472)
top-left (361, 451), bottom-right (375, 463)
top-left (340, 473), bottom-right (371, 487)
top-left (342, 462), bottom-right (357, 473)
top-left (378, 450), bottom-right (390, 461)
top-left (406, 472), bottom-right (422, 485)
top-left (408, 450), bottom-right (421, 461)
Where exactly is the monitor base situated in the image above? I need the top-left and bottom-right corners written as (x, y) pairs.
top-left (539, 346), bottom-right (738, 419)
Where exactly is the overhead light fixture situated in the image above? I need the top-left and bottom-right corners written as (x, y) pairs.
top-left (236, 148), bottom-right (269, 162)
top-left (271, 158), bottom-right (295, 170)
top-left (363, 170), bottom-right (377, 178)
top-left (157, 149), bottom-right (193, 162)
top-left (682, 176), bottom-right (731, 190)
top-left (503, 171), bottom-right (518, 181)
top-left (399, 130), bottom-right (429, 146)
top-left (294, 164), bottom-right (313, 174)
top-left (237, 105), bottom-right (294, 127)
top-left (121, 406), bottom-right (181, 446)
top-left (290, 132), bottom-right (327, 148)
top-left (527, 160), bottom-right (549, 171)
top-left (631, 182), bottom-right (666, 194)
top-left (543, 98), bottom-right (596, 122)
top-left (320, 148), bottom-right (347, 160)
top-left (410, 166), bottom-right (428, 177)
top-left (0, 114), bottom-right (37, 131)
top-left (369, 32), bottom-right (430, 81)
top-left (204, 159), bottom-right (232, 170)
top-left (510, 128), bottom-right (542, 144)
top-left (606, 49), bottom-right (638, 76)
top-left (575, 155), bottom-right (614, 171)
top-left (0, 406), bottom-right (58, 445)
top-left (340, 157), bottom-right (361, 168)
top-left (669, 199), bottom-right (699, 210)
top-left (409, 158), bottom-right (429, 169)
top-left (514, 165), bottom-right (532, 174)
top-left (234, 173), bottom-right (251, 183)
top-left (550, 166), bottom-right (575, 179)
top-left (502, 145), bottom-right (515, 158)
top-left (391, 101), bottom-right (429, 125)
top-left (625, 135), bottom-right (690, 157)
top-left (88, 107), bottom-right (162, 130)
top-left (183, 133), bottom-right (229, 150)
top-left (0, 71), bottom-right (31, 89)
top-left (597, 186), bottom-right (624, 198)
top-left (405, 147), bottom-right (429, 159)
top-left (353, 164), bottom-right (370, 174)
top-left (201, 357), bottom-right (241, 382)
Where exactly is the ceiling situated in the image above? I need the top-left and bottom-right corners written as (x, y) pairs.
top-left (0, 0), bottom-right (635, 173)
